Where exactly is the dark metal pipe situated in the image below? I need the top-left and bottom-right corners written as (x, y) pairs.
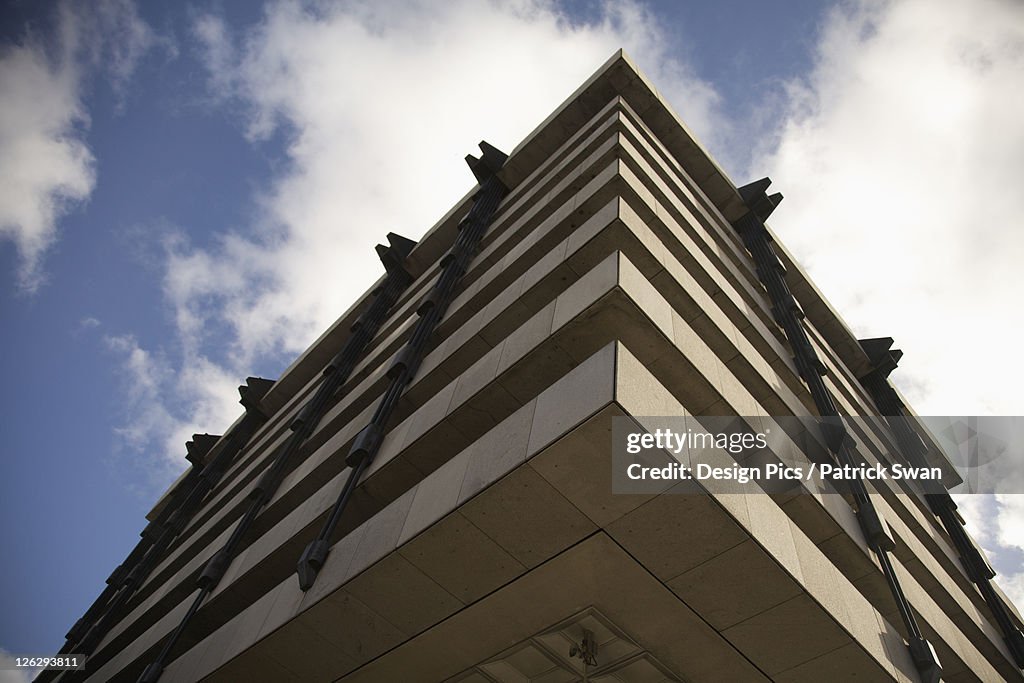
top-left (860, 342), bottom-right (1024, 669)
top-left (296, 141), bottom-right (509, 591)
top-left (732, 179), bottom-right (940, 681)
top-left (130, 234), bottom-right (416, 683)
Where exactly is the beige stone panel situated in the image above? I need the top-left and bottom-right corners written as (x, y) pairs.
top-left (478, 275), bottom-right (530, 348)
top-left (666, 310), bottom-right (721, 404)
top-left (838, 572), bottom-right (902, 680)
top-left (224, 514), bottom-right (302, 594)
top-left (258, 607), bottom-right (362, 681)
top-left (614, 333), bottom-right (684, 419)
top-left (613, 98), bottom-right (736, 240)
top-left (398, 449), bottom-right (471, 546)
top-left (493, 112), bottom-right (620, 245)
top-left (496, 302), bottom-right (556, 377)
top-left (300, 587), bottom-right (406, 668)
top-left (159, 637), bottom-right (210, 683)
top-left (667, 539), bottom-right (803, 631)
top-left (459, 464), bottom-right (595, 569)
top-left (614, 308), bottom-right (724, 417)
top-left (526, 340), bottom-right (616, 456)
top-left (616, 252), bottom-right (673, 339)
top-left (365, 416), bottom-right (412, 480)
top-left (261, 573), bottom-right (308, 640)
top-left (398, 511), bottom-right (526, 604)
top-left (343, 486), bottom-right (417, 584)
top-left (621, 164), bottom-right (722, 298)
top-left (466, 150), bottom-right (618, 321)
top-left (817, 532), bottom-right (878, 582)
top-left (446, 271), bottom-right (483, 320)
top-left (191, 587), bottom-right (279, 680)
top-left (517, 241), bottom-right (580, 317)
top-left (204, 647), bottom-right (302, 683)
top-left (700, 356), bottom-right (764, 418)
top-left (781, 494), bottom-right (845, 545)
top-left (530, 405), bottom-right (655, 529)
top-left (483, 154), bottom-right (613, 295)
top-left (401, 378), bottom-right (458, 451)
top-left (610, 162), bottom-right (791, 387)
top-left (725, 327), bottom-right (809, 417)
top-left (853, 571), bottom-right (902, 631)
top-left (650, 249), bottom-right (715, 324)
top-left (341, 533), bottom-right (770, 683)
top-left (875, 610), bottom-right (922, 683)
top-left (568, 197), bottom-right (668, 281)
top-left (450, 342), bottom-right (505, 410)
top-left (773, 641), bottom-right (893, 682)
top-left (790, 520), bottom-right (854, 635)
top-left (436, 315), bottom-right (490, 377)
top-left (549, 250), bottom-right (619, 332)
top-left (85, 593), bottom-right (195, 683)
top-left (345, 553), bottom-right (463, 635)
top-left (722, 594), bottom-right (853, 675)
top-left (606, 487), bottom-right (748, 581)
top-left (618, 120), bottom-right (767, 314)
top-left (160, 636), bottom-right (211, 683)
top-left (457, 400), bottom-right (537, 505)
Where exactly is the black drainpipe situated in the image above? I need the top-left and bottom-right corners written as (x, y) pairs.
top-left (731, 178), bottom-right (942, 683)
top-left (859, 337), bottom-right (1024, 669)
top-left (133, 232), bottom-right (417, 683)
top-left (54, 376), bottom-right (273, 678)
top-left (296, 141), bottom-right (508, 591)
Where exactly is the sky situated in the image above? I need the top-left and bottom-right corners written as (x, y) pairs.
top-left (1, 0), bottom-right (1022, 672)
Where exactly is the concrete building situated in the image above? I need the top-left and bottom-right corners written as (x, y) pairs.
top-left (54, 51), bottom-right (1024, 683)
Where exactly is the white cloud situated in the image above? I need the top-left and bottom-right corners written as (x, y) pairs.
top-left (995, 495), bottom-right (1024, 553)
top-left (104, 334), bottom-right (184, 486)
top-left (956, 492), bottom-right (1024, 610)
top-left (953, 493), bottom-right (995, 546)
top-left (0, 649), bottom-right (39, 683)
top-left (756, 0), bottom-right (1024, 416)
top-left (0, 0), bottom-right (162, 292)
top-left (179, 0), bottom-right (722, 363)
top-left (0, 37), bottom-right (93, 292)
top-left (104, 332), bottom-right (243, 489)
top-left (108, 0), bottom-right (724, 477)
top-left (996, 564), bottom-right (1024, 619)
top-left (757, 0), bottom-right (1024, 610)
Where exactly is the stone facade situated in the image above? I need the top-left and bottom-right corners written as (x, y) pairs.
top-left (56, 51), bottom-right (1024, 683)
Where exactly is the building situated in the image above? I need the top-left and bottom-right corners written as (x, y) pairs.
top-left (53, 51), bottom-right (1024, 683)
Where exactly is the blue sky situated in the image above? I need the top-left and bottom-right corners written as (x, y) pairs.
top-left (1, 0), bottom-right (1023, 667)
